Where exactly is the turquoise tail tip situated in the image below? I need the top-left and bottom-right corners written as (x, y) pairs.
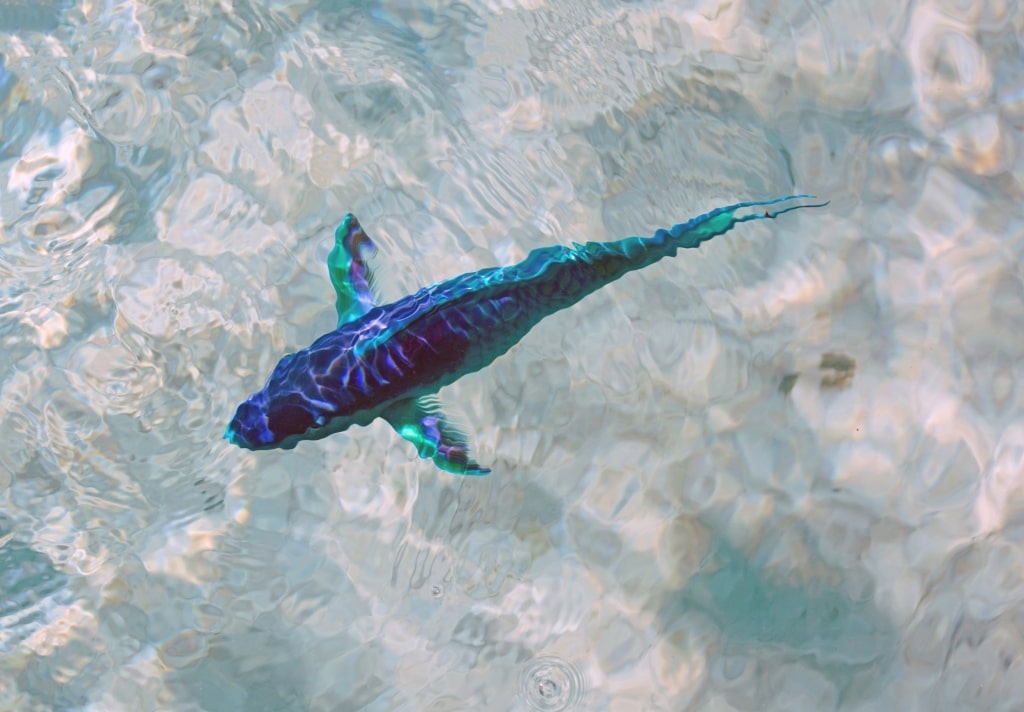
top-left (742, 195), bottom-right (830, 221)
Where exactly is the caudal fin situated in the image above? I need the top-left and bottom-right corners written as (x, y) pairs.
top-left (661, 194), bottom-right (831, 250)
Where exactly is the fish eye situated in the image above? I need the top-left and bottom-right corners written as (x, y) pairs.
top-left (266, 402), bottom-right (317, 438)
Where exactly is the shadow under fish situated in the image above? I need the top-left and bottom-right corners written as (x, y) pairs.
top-left (226, 196), bottom-right (827, 473)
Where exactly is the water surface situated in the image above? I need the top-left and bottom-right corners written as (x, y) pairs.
top-left (1, 0), bottom-right (1023, 709)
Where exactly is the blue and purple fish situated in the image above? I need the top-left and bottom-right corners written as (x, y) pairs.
top-left (226, 196), bottom-right (826, 474)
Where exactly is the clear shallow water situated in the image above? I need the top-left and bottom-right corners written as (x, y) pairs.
top-left (1, 0), bottom-right (1023, 709)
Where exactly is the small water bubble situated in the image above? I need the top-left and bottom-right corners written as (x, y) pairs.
top-left (431, 585), bottom-right (443, 598)
top-left (537, 677), bottom-right (559, 698)
top-left (518, 656), bottom-right (585, 711)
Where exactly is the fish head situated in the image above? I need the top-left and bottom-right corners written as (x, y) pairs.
top-left (225, 391), bottom-right (275, 449)
top-left (225, 353), bottom-right (327, 449)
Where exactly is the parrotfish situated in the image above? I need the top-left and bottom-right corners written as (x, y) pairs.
top-left (226, 195), bottom-right (827, 474)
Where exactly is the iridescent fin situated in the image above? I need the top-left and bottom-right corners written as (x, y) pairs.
top-left (328, 214), bottom-right (382, 327)
top-left (382, 396), bottom-right (491, 475)
top-left (666, 195), bottom-right (831, 248)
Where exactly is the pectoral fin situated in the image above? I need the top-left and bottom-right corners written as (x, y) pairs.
top-left (382, 396), bottom-right (490, 475)
top-left (328, 214), bottom-right (382, 326)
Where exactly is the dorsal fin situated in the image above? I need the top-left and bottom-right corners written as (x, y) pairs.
top-left (327, 214), bottom-right (382, 327)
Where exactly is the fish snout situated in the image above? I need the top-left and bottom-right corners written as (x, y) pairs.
top-left (225, 399), bottom-right (274, 449)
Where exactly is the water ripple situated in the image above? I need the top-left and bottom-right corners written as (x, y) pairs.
top-left (1, 0), bottom-right (1023, 708)
top-left (518, 656), bottom-right (587, 712)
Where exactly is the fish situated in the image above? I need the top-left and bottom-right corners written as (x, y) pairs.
top-left (225, 195), bottom-right (827, 474)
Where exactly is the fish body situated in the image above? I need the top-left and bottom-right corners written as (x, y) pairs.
top-left (226, 196), bottom-right (826, 473)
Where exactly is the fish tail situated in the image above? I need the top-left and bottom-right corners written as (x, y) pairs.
top-left (572, 195), bottom-right (828, 282)
top-left (511, 195), bottom-right (827, 318)
top-left (657, 194), bottom-right (829, 252)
